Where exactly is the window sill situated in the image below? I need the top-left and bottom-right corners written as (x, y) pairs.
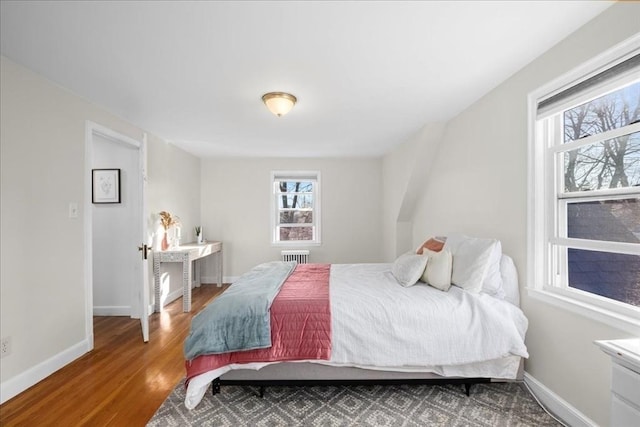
top-left (527, 288), bottom-right (640, 335)
top-left (271, 241), bottom-right (322, 247)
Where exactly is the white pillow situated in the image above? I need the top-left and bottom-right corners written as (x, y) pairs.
top-left (421, 249), bottom-right (452, 291)
top-left (392, 252), bottom-right (428, 287)
top-left (500, 255), bottom-right (520, 306)
top-left (481, 240), bottom-right (506, 299)
top-left (444, 233), bottom-right (499, 293)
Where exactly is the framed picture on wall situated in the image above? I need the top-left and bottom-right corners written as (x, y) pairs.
top-left (92, 169), bottom-right (121, 204)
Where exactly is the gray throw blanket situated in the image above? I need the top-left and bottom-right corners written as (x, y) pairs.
top-left (184, 261), bottom-right (296, 360)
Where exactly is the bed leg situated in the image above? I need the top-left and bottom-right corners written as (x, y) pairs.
top-left (259, 386), bottom-right (265, 398)
top-left (211, 378), bottom-right (221, 396)
top-left (464, 383), bottom-right (472, 396)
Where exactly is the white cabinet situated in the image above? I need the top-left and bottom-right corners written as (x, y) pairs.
top-left (595, 339), bottom-right (640, 427)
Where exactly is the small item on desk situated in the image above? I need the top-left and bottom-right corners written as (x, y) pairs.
top-left (161, 231), bottom-right (169, 251)
top-left (173, 226), bottom-right (182, 248)
top-left (160, 211), bottom-right (181, 250)
top-left (195, 226), bottom-right (204, 244)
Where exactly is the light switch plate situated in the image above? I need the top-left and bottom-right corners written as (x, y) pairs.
top-left (69, 202), bottom-right (79, 218)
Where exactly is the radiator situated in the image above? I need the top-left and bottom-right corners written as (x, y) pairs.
top-left (281, 250), bottom-right (310, 264)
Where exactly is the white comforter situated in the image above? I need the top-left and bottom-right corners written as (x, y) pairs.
top-left (329, 264), bottom-right (528, 367)
top-left (185, 263), bottom-right (528, 409)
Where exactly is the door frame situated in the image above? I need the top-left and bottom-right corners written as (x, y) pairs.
top-left (84, 121), bottom-right (149, 349)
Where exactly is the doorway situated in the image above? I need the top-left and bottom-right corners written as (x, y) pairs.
top-left (84, 122), bottom-right (149, 349)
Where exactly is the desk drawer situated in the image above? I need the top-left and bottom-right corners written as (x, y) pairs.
top-left (612, 363), bottom-right (640, 408)
top-left (612, 394), bottom-right (640, 427)
top-left (159, 252), bottom-right (185, 262)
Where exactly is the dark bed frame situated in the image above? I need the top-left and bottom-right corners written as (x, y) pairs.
top-left (211, 376), bottom-right (491, 398)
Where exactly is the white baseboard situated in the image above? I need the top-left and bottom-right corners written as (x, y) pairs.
top-left (524, 372), bottom-right (597, 427)
top-left (93, 306), bottom-right (130, 316)
top-left (156, 287), bottom-right (183, 310)
top-left (151, 285), bottom-right (212, 313)
top-left (201, 275), bottom-right (236, 285)
top-left (201, 275), bottom-right (217, 284)
top-left (0, 339), bottom-right (90, 404)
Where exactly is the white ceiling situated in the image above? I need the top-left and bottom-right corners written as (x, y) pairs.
top-left (0, 1), bottom-right (614, 158)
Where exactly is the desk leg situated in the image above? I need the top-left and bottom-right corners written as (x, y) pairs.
top-left (194, 259), bottom-right (201, 288)
top-left (153, 255), bottom-right (161, 312)
top-left (183, 255), bottom-right (192, 312)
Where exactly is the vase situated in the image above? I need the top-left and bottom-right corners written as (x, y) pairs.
top-left (161, 231), bottom-right (169, 251)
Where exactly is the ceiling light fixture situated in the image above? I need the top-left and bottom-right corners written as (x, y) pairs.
top-left (262, 92), bottom-right (297, 117)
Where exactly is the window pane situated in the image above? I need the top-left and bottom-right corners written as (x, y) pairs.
top-left (568, 198), bottom-right (640, 243)
top-left (568, 248), bottom-right (640, 307)
top-left (563, 81), bottom-right (640, 143)
top-left (277, 181), bottom-right (313, 193)
top-left (278, 194), bottom-right (313, 209)
top-left (563, 132), bottom-right (640, 192)
top-left (297, 195), bottom-right (313, 208)
top-left (279, 226), bottom-right (313, 241)
top-left (279, 211), bottom-right (313, 224)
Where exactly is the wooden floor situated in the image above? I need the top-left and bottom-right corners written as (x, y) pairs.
top-left (0, 284), bottom-right (227, 427)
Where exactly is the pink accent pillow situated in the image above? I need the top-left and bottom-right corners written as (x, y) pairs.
top-left (416, 237), bottom-right (446, 255)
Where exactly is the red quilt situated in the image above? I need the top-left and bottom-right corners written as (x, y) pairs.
top-left (185, 263), bottom-right (332, 384)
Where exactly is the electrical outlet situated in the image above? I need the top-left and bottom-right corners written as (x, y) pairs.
top-left (1, 336), bottom-right (10, 358)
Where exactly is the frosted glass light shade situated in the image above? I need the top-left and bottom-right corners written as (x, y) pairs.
top-left (262, 92), bottom-right (297, 117)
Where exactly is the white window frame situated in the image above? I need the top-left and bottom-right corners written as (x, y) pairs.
top-left (527, 34), bottom-right (640, 335)
top-left (270, 170), bottom-right (321, 246)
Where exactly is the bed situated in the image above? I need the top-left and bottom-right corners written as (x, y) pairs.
top-left (183, 234), bottom-right (529, 410)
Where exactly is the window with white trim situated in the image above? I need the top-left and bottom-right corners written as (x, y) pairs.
top-left (529, 42), bottom-right (640, 328)
top-left (271, 171), bottom-right (321, 245)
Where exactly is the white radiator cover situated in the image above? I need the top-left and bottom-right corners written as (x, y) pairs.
top-left (281, 250), bottom-right (310, 264)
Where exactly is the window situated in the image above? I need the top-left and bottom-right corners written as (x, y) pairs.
top-left (528, 38), bottom-right (640, 332)
top-left (271, 171), bottom-right (321, 245)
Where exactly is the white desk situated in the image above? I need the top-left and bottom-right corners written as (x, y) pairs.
top-left (153, 241), bottom-right (222, 312)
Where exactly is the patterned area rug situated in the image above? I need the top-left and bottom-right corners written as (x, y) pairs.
top-left (147, 381), bottom-right (562, 426)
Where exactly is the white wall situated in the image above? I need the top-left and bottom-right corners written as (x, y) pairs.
top-left (382, 122), bottom-right (445, 261)
top-left (146, 135), bottom-right (201, 302)
top-left (392, 4), bottom-right (639, 425)
top-left (0, 56), bottom-right (201, 401)
top-left (200, 157), bottom-right (384, 278)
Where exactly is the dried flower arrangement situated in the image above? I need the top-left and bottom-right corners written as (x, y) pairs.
top-left (159, 211), bottom-right (180, 230)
